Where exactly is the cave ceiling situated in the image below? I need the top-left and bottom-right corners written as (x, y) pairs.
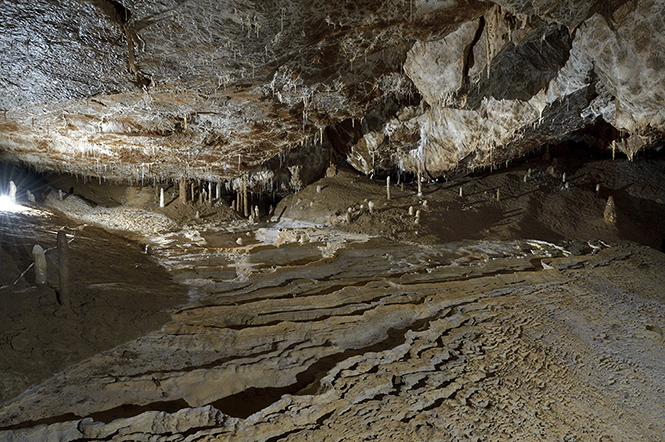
top-left (0, 0), bottom-right (664, 191)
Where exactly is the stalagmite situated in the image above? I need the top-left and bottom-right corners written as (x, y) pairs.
top-left (415, 209), bottom-right (421, 225)
top-left (9, 181), bottom-right (16, 203)
top-left (216, 182), bottom-right (222, 200)
top-left (408, 206), bottom-right (414, 216)
top-left (386, 176), bottom-right (391, 200)
top-left (243, 175), bottom-right (249, 218)
top-left (562, 173), bottom-right (566, 183)
top-left (604, 196), bottom-right (617, 225)
top-left (57, 230), bottom-right (71, 309)
top-left (195, 211), bottom-right (200, 219)
top-left (208, 182), bottom-right (213, 205)
top-left (368, 201), bottom-right (375, 214)
top-left (32, 244), bottom-right (47, 285)
top-left (316, 185), bottom-right (321, 193)
top-left (26, 190), bottom-right (35, 203)
top-left (459, 187), bottom-right (463, 198)
top-left (59, 189), bottom-right (64, 201)
top-left (596, 184), bottom-right (601, 193)
top-left (159, 188), bottom-right (165, 208)
top-left (254, 205), bottom-right (259, 220)
top-left (180, 179), bottom-right (187, 202)
top-left (496, 188), bottom-right (500, 201)
top-left (417, 162), bottom-right (422, 197)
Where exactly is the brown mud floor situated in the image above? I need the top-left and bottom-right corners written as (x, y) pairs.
top-left (277, 153), bottom-right (665, 250)
top-left (0, 210), bottom-right (187, 403)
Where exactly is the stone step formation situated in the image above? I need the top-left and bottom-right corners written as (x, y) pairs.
top-left (1, 232), bottom-right (664, 441)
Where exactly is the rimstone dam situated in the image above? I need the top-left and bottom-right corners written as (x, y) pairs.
top-left (0, 0), bottom-right (665, 440)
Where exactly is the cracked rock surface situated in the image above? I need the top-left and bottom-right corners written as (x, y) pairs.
top-left (1, 230), bottom-right (664, 441)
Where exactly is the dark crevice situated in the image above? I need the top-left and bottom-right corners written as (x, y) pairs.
top-left (0, 399), bottom-right (188, 431)
top-left (461, 16), bottom-right (486, 89)
top-left (464, 23), bottom-right (573, 110)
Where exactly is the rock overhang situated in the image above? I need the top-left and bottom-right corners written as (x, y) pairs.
top-left (0, 0), bottom-right (663, 192)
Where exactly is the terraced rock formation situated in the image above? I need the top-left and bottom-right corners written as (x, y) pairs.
top-left (1, 229), bottom-right (663, 441)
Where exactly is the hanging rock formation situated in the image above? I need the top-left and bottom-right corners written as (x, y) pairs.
top-left (0, 0), bottom-right (663, 188)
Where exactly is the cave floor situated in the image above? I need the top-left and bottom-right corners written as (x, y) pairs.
top-left (0, 155), bottom-right (664, 441)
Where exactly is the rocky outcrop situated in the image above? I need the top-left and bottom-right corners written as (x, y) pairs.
top-left (347, 1), bottom-right (665, 177)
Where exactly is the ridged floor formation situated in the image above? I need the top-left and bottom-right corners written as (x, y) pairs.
top-left (1, 228), bottom-right (664, 441)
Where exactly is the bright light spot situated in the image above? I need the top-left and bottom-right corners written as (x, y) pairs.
top-left (0, 195), bottom-right (21, 212)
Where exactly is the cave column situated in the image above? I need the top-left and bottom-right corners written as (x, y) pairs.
top-left (243, 175), bottom-right (249, 218)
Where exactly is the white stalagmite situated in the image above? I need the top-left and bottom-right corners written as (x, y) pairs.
top-left (59, 189), bottom-right (64, 201)
top-left (408, 206), bottom-right (414, 216)
top-left (208, 182), bottom-right (213, 204)
top-left (604, 196), bottom-right (617, 225)
top-left (216, 182), bottom-right (222, 200)
top-left (386, 176), bottom-right (391, 200)
top-left (180, 178), bottom-right (187, 202)
top-left (9, 181), bottom-right (16, 203)
top-left (26, 190), bottom-right (35, 203)
top-left (160, 188), bottom-right (165, 208)
top-left (368, 201), bottom-right (375, 214)
top-left (32, 244), bottom-right (47, 285)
